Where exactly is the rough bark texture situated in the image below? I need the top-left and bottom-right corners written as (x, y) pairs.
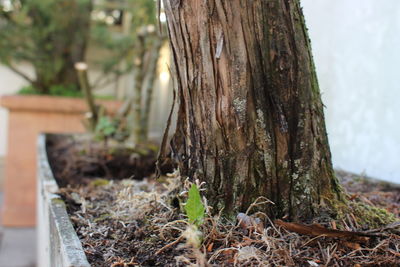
top-left (164, 0), bottom-right (343, 220)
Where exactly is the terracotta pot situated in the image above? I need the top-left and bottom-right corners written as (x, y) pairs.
top-left (0, 95), bottom-right (121, 226)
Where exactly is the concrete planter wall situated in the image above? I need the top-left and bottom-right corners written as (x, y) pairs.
top-left (37, 134), bottom-right (90, 267)
top-left (0, 94), bottom-right (120, 226)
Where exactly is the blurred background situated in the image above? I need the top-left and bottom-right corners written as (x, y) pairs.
top-left (1, 0), bottom-right (399, 186)
top-left (0, 0), bottom-right (398, 264)
top-left (302, 0), bottom-right (400, 184)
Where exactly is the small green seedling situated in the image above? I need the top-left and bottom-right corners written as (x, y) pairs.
top-left (184, 184), bottom-right (205, 226)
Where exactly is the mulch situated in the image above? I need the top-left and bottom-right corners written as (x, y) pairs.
top-left (48, 135), bottom-right (400, 266)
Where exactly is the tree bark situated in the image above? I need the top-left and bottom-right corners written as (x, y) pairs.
top-left (163, 0), bottom-right (344, 220)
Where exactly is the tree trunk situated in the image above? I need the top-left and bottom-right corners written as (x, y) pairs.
top-left (164, 0), bottom-right (344, 220)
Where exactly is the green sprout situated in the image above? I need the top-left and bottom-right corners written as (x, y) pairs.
top-left (184, 184), bottom-right (205, 227)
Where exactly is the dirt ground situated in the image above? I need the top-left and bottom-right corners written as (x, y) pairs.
top-left (48, 135), bottom-right (400, 266)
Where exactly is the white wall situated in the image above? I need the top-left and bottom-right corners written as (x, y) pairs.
top-left (302, 0), bottom-right (400, 183)
top-left (0, 64), bottom-right (31, 156)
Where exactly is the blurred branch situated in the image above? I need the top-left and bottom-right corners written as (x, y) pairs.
top-left (139, 37), bottom-right (163, 140)
top-left (75, 62), bottom-right (99, 131)
top-left (93, 72), bottom-right (121, 90)
top-left (157, 0), bottom-right (162, 34)
top-left (131, 34), bottom-right (146, 143)
top-left (7, 62), bottom-right (34, 84)
top-left (91, 43), bottom-right (136, 89)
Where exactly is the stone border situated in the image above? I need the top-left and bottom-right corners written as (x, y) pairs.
top-left (37, 134), bottom-right (90, 267)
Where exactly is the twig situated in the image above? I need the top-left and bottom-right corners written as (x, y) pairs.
top-left (7, 63), bottom-right (34, 84)
top-left (245, 196), bottom-right (274, 215)
top-left (139, 36), bottom-right (163, 140)
top-left (75, 62), bottom-right (99, 131)
top-left (155, 235), bottom-right (184, 255)
top-left (159, 219), bottom-right (188, 240)
top-left (208, 247), bottom-right (239, 263)
top-left (156, 68), bottom-right (176, 177)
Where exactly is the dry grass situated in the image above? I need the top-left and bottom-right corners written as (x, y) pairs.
top-left (59, 174), bottom-right (400, 266)
top-left (167, 197), bottom-right (400, 266)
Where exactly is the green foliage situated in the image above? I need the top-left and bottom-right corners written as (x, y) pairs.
top-left (19, 84), bottom-right (83, 97)
top-left (90, 178), bottom-right (110, 187)
top-left (86, 0), bottom-right (163, 143)
top-left (0, 0), bottom-right (92, 94)
top-left (94, 94), bottom-right (115, 100)
top-left (94, 116), bottom-right (118, 140)
top-left (18, 84), bottom-right (116, 100)
top-left (185, 184), bottom-right (205, 226)
top-left (350, 202), bottom-right (397, 229)
top-left (90, 0), bottom-right (159, 81)
top-left (128, 0), bottom-right (157, 29)
top-left (18, 86), bottom-right (42, 96)
top-left (2, 0), bottom-right (163, 144)
top-left (48, 84), bottom-right (82, 97)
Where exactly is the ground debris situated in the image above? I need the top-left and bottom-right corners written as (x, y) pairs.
top-left (56, 157), bottom-right (400, 266)
top-left (59, 177), bottom-right (182, 266)
top-left (274, 219), bottom-right (386, 240)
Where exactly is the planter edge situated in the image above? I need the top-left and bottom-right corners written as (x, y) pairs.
top-left (1, 94), bottom-right (121, 114)
top-left (37, 134), bottom-right (90, 267)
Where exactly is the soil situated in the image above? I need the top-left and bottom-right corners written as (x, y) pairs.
top-left (47, 135), bottom-right (400, 266)
top-left (46, 134), bottom-right (173, 187)
top-left (338, 170), bottom-right (400, 218)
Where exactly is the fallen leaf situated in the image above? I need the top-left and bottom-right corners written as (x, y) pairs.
top-left (342, 241), bottom-right (361, 250)
top-left (274, 219), bottom-right (374, 242)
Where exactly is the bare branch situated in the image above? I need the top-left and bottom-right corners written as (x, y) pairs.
top-left (6, 63), bottom-right (34, 84)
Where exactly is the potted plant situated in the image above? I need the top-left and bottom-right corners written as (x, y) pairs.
top-left (0, 0), bottom-right (98, 226)
top-left (0, 0), bottom-right (163, 226)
